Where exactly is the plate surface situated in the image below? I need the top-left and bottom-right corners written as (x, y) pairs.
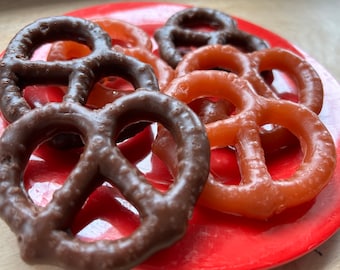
top-left (2, 2), bottom-right (340, 270)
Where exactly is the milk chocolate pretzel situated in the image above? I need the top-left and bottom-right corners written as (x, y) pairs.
top-left (175, 45), bottom-right (323, 151)
top-left (0, 16), bottom-right (160, 148)
top-left (154, 7), bottom-right (269, 68)
top-left (0, 16), bottom-right (159, 123)
top-left (0, 90), bottom-right (210, 269)
top-left (155, 70), bottom-right (335, 219)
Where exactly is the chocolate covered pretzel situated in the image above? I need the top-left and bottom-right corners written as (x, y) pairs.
top-left (0, 16), bottom-right (159, 147)
top-left (154, 7), bottom-right (269, 68)
top-left (0, 90), bottom-right (210, 269)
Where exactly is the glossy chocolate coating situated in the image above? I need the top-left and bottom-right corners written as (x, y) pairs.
top-left (0, 90), bottom-right (210, 270)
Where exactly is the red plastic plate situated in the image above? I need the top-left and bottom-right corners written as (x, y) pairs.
top-left (2, 2), bottom-right (340, 270)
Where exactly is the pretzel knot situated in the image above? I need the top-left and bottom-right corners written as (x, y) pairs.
top-left (156, 71), bottom-right (335, 219)
top-left (0, 16), bottom-right (159, 123)
top-left (175, 44), bottom-right (324, 152)
top-left (0, 90), bottom-right (210, 269)
top-left (154, 7), bottom-right (269, 68)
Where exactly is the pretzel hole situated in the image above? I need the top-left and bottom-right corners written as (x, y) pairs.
top-left (23, 85), bottom-right (64, 108)
top-left (210, 147), bottom-right (241, 185)
top-left (210, 135), bottom-right (302, 186)
top-left (259, 121), bottom-right (302, 180)
top-left (172, 20), bottom-right (223, 56)
top-left (47, 41), bottom-right (92, 61)
top-left (189, 97), bottom-right (235, 124)
top-left (139, 124), bottom-right (174, 192)
top-left (86, 77), bottom-right (134, 109)
top-left (116, 123), bottom-right (155, 165)
top-left (173, 36), bottom-right (210, 57)
top-left (72, 185), bottom-right (140, 242)
top-left (181, 20), bottom-right (221, 32)
top-left (23, 146), bottom-right (82, 207)
top-left (261, 69), bottom-right (299, 101)
top-left (145, 125), bottom-right (181, 192)
top-left (260, 122), bottom-right (300, 150)
top-left (265, 141), bottom-right (303, 180)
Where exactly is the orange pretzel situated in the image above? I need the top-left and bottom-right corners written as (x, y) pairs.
top-left (47, 18), bottom-right (174, 108)
top-left (155, 70), bottom-right (335, 219)
top-left (175, 45), bottom-right (323, 152)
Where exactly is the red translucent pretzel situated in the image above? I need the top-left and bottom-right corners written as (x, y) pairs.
top-left (154, 7), bottom-right (269, 68)
top-left (154, 70), bottom-right (335, 219)
top-left (0, 90), bottom-right (210, 269)
top-left (47, 18), bottom-right (174, 107)
top-left (175, 44), bottom-right (324, 151)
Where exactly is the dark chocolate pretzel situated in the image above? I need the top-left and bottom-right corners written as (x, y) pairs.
top-left (0, 90), bottom-right (210, 270)
top-left (154, 7), bottom-right (269, 68)
top-left (0, 16), bottom-right (159, 123)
